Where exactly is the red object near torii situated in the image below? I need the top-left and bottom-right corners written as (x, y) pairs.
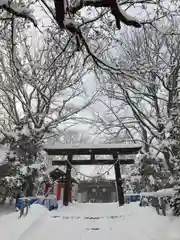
top-left (44, 181), bottom-right (72, 202)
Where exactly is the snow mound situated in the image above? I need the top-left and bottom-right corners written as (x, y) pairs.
top-left (166, 218), bottom-right (180, 240)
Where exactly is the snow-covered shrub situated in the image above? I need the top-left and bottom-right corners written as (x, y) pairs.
top-left (0, 147), bottom-right (46, 201)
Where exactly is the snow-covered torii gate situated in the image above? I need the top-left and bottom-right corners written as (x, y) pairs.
top-left (44, 143), bottom-right (141, 206)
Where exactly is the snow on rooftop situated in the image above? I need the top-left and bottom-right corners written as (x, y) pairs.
top-left (140, 188), bottom-right (176, 197)
top-left (44, 143), bottom-right (142, 150)
top-left (155, 188), bottom-right (176, 197)
top-left (45, 165), bottom-right (65, 176)
top-left (45, 165), bottom-right (79, 183)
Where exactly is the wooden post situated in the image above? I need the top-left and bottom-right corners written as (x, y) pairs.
top-left (63, 155), bottom-right (72, 206)
top-left (113, 154), bottom-right (124, 206)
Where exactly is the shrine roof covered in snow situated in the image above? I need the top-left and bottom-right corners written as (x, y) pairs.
top-left (45, 166), bottom-right (78, 183)
top-left (43, 143), bottom-right (141, 156)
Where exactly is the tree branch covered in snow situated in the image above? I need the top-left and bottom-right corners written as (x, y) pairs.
top-left (0, 0), bottom-right (37, 27)
top-left (0, 24), bottom-right (98, 199)
top-left (90, 18), bottom-right (180, 190)
top-left (54, 0), bottom-right (141, 30)
top-left (37, 0), bottom-right (173, 71)
top-left (0, 0), bottom-right (175, 75)
top-left (0, 29), bottom-right (95, 159)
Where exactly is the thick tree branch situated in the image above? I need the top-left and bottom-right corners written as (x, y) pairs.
top-left (54, 0), bottom-right (65, 28)
top-left (54, 0), bottom-right (141, 30)
top-left (1, 3), bottom-right (37, 27)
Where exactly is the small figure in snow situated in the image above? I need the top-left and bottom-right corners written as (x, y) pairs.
top-left (160, 197), bottom-right (166, 216)
top-left (151, 197), bottom-right (161, 214)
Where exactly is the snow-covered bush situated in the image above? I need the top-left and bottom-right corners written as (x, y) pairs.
top-left (0, 150), bottom-right (46, 200)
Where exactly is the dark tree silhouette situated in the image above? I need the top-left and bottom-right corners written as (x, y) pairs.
top-left (54, 0), bottom-right (65, 28)
top-left (54, 0), bottom-right (141, 30)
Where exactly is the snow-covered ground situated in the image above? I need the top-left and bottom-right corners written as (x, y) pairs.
top-left (0, 203), bottom-right (15, 217)
top-left (0, 202), bottom-right (180, 240)
top-left (0, 204), bottom-right (50, 240)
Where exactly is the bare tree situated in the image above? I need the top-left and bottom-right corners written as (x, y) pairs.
top-left (0, 22), bottom-right (98, 197)
top-left (0, 28), bottom-right (95, 160)
top-left (92, 19), bottom-right (180, 189)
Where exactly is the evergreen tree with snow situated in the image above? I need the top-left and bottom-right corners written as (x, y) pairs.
top-left (0, 148), bottom-right (46, 202)
top-left (171, 187), bottom-right (180, 216)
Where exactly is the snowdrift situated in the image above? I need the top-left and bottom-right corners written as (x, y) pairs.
top-left (166, 217), bottom-right (180, 240)
top-left (0, 204), bottom-right (49, 240)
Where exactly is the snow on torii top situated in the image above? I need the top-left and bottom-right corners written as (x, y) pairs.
top-left (43, 143), bottom-right (142, 156)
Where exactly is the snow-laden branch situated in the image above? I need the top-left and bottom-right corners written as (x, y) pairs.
top-left (70, 0), bottom-right (141, 28)
top-left (54, 0), bottom-right (141, 30)
top-left (0, 1), bottom-right (37, 27)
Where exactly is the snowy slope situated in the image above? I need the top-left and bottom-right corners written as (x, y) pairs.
top-left (0, 205), bottom-right (49, 240)
top-left (1, 202), bottom-right (179, 240)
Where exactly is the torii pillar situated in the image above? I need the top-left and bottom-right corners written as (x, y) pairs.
top-left (63, 155), bottom-right (72, 206)
top-left (113, 153), bottom-right (124, 206)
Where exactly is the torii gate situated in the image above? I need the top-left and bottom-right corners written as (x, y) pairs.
top-left (44, 143), bottom-right (141, 206)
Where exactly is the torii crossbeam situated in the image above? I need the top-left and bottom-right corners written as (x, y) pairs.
top-left (44, 143), bottom-right (141, 206)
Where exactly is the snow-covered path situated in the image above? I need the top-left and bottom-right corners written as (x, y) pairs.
top-left (0, 203), bottom-right (179, 240)
top-left (19, 203), bottom-right (179, 240)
